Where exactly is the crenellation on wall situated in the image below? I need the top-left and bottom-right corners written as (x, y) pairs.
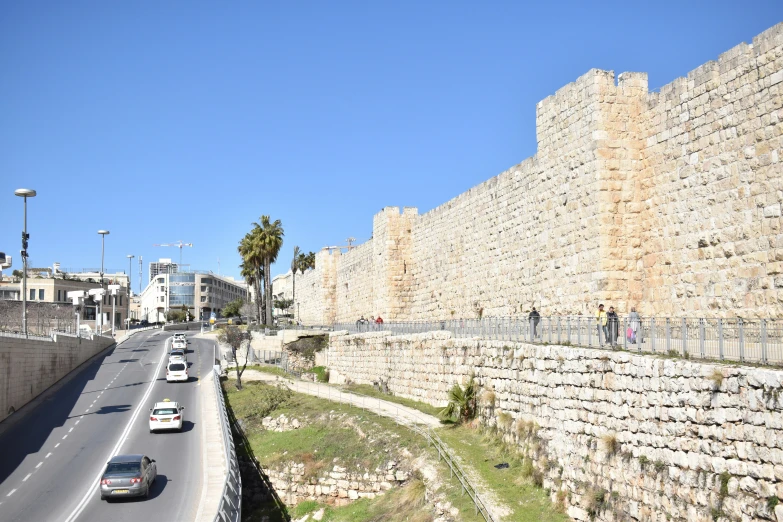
top-left (291, 23), bottom-right (783, 322)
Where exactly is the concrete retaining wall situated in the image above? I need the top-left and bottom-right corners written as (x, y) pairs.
top-left (0, 333), bottom-right (115, 423)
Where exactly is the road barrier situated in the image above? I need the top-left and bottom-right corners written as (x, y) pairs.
top-left (212, 363), bottom-right (242, 522)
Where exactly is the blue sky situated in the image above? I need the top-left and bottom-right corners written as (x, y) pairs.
top-left (1, 1), bottom-right (781, 288)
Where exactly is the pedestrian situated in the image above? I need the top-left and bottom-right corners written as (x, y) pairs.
top-left (607, 306), bottom-right (619, 347)
top-left (528, 307), bottom-right (541, 339)
top-left (595, 304), bottom-right (608, 345)
top-left (375, 315), bottom-right (384, 325)
top-left (628, 307), bottom-right (640, 344)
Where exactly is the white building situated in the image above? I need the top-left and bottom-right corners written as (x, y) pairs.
top-left (139, 271), bottom-right (249, 323)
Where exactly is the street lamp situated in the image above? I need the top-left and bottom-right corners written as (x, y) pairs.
top-left (14, 188), bottom-right (36, 338)
top-left (98, 230), bottom-right (110, 334)
top-left (127, 254), bottom-right (134, 330)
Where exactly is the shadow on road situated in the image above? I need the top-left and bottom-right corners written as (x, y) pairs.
top-left (68, 404), bottom-right (132, 419)
top-left (81, 381), bottom-right (148, 395)
top-left (0, 332), bottom-right (157, 485)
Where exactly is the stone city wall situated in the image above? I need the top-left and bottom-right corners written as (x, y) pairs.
top-left (0, 333), bottom-right (115, 423)
top-left (326, 330), bottom-right (783, 522)
top-left (286, 23), bottom-right (782, 321)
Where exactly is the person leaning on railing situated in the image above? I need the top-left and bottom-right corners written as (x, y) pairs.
top-left (596, 304), bottom-right (608, 345)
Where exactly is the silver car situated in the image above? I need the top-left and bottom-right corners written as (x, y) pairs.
top-left (99, 454), bottom-right (157, 500)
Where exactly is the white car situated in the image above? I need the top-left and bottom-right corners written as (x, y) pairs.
top-left (149, 399), bottom-right (184, 432)
top-left (169, 349), bottom-right (187, 363)
top-left (171, 339), bottom-right (187, 350)
top-left (166, 361), bottom-right (188, 382)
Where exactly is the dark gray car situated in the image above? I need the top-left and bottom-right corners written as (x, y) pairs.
top-left (99, 454), bottom-right (157, 500)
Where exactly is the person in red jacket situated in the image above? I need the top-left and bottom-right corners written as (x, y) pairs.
top-left (375, 316), bottom-right (384, 325)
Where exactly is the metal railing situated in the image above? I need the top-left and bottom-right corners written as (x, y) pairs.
top-left (336, 316), bottom-right (783, 365)
top-left (212, 364), bottom-right (242, 522)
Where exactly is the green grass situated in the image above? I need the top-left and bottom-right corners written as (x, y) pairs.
top-left (224, 380), bottom-right (564, 522)
top-left (238, 364), bottom-right (291, 379)
top-left (436, 425), bottom-right (569, 522)
top-left (341, 383), bottom-right (445, 418)
top-left (311, 365), bottom-right (329, 382)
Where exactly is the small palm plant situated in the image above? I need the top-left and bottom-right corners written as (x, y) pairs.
top-left (439, 377), bottom-right (477, 422)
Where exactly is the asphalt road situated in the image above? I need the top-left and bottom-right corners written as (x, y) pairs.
top-left (0, 329), bottom-right (218, 522)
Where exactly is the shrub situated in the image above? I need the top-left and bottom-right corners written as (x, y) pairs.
top-left (585, 488), bottom-right (608, 520)
top-left (654, 460), bottom-right (666, 473)
top-left (709, 369), bottom-right (724, 390)
top-left (497, 411), bottom-right (513, 431)
top-left (601, 433), bottom-right (619, 456)
top-left (719, 471), bottom-right (731, 498)
top-left (767, 496), bottom-right (780, 511)
top-left (311, 366), bottom-right (330, 383)
top-left (639, 455), bottom-right (650, 470)
top-left (480, 389), bottom-right (496, 407)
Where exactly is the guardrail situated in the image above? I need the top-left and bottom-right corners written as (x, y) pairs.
top-left (212, 364), bottom-right (242, 522)
top-left (336, 316), bottom-right (783, 366)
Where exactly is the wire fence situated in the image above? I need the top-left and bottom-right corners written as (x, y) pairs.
top-left (336, 316), bottom-right (783, 366)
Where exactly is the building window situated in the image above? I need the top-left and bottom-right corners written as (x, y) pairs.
top-left (200, 296), bottom-right (206, 302)
top-left (39, 289), bottom-right (44, 300)
top-left (158, 277), bottom-right (164, 283)
top-left (30, 289), bottom-right (35, 300)
top-left (160, 296), bottom-right (165, 302)
top-left (119, 295), bottom-right (123, 306)
top-left (57, 290), bottom-right (61, 301)
top-left (201, 285), bottom-right (206, 292)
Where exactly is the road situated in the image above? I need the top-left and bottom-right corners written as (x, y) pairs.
top-left (0, 329), bottom-right (217, 522)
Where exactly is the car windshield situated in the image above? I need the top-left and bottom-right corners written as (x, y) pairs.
top-left (153, 408), bottom-right (178, 415)
top-left (105, 462), bottom-right (140, 474)
top-left (171, 351), bottom-right (184, 356)
top-left (169, 363), bottom-right (186, 371)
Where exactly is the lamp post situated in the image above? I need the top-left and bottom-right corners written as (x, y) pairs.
top-left (127, 254), bottom-right (134, 331)
top-left (97, 230), bottom-right (110, 334)
top-left (14, 188), bottom-right (36, 338)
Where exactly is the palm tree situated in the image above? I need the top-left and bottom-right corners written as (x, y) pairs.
top-left (439, 377), bottom-right (477, 423)
top-left (291, 245), bottom-right (300, 319)
top-left (250, 215), bottom-right (284, 326)
top-left (240, 260), bottom-right (259, 322)
top-left (238, 232), bottom-right (263, 323)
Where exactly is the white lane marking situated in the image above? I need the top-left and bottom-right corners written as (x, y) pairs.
top-left (62, 435), bottom-right (68, 440)
top-left (69, 427), bottom-right (74, 433)
top-left (54, 443), bottom-right (60, 448)
top-left (84, 409), bottom-right (89, 413)
top-left (45, 453), bottom-right (52, 459)
top-left (75, 420), bottom-right (80, 425)
top-left (23, 473), bottom-right (31, 482)
top-left (36, 461), bottom-right (43, 468)
top-left (63, 334), bottom-right (169, 522)
top-left (7, 489), bottom-right (16, 497)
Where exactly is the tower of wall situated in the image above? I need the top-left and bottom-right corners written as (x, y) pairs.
top-left (296, 22), bottom-right (783, 323)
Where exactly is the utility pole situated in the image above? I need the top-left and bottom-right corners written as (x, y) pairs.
top-left (127, 254), bottom-right (134, 330)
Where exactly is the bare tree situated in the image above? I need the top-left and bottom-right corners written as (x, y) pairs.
top-left (218, 326), bottom-right (251, 389)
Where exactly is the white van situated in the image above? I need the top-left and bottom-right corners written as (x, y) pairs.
top-left (166, 361), bottom-right (188, 383)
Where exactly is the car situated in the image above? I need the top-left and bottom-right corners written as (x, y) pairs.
top-left (99, 454), bottom-right (157, 500)
top-left (171, 339), bottom-right (186, 350)
top-left (169, 349), bottom-right (186, 362)
top-left (140, 319), bottom-right (149, 326)
top-left (149, 399), bottom-right (184, 432)
top-left (166, 361), bottom-right (188, 382)
top-left (173, 333), bottom-right (186, 342)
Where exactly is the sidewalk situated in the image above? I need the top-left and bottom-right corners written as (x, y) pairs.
top-left (226, 368), bottom-right (442, 429)
top-left (195, 368), bottom-right (227, 522)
